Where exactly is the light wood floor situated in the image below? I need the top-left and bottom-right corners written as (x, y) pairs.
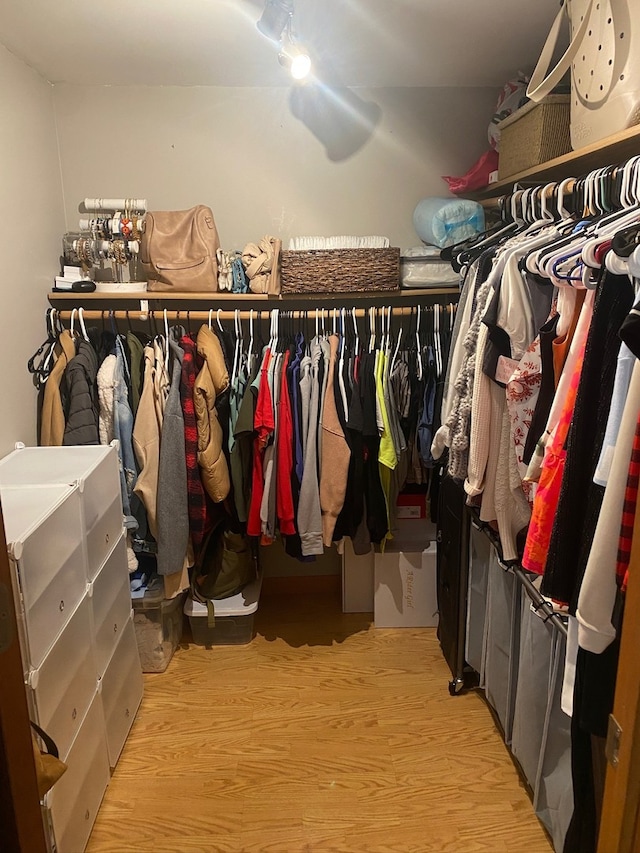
top-left (87, 588), bottom-right (553, 853)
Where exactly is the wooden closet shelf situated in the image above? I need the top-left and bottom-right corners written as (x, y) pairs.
top-left (47, 286), bottom-right (460, 310)
top-left (469, 122), bottom-right (640, 204)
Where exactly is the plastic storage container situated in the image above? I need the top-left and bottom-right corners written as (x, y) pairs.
top-left (184, 576), bottom-right (262, 647)
top-left (131, 577), bottom-right (184, 672)
top-left (400, 247), bottom-right (459, 288)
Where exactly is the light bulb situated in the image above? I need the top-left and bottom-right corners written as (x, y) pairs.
top-left (290, 52), bottom-right (311, 80)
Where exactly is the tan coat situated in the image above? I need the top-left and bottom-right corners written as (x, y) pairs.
top-left (133, 344), bottom-right (161, 538)
top-left (194, 325), bottom-right (230, 503)
top-left (40, 331), bottom-right (76, 446)
top-left (320, 334), bottom-right (351, 546)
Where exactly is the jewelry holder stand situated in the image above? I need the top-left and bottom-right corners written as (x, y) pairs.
top-left (60, 198), bottom-right (148, 290)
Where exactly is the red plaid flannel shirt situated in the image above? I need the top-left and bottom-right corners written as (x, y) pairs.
top-left (616, 412), bottom-right (640, 592)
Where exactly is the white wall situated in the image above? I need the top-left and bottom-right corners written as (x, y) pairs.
top-left (53, 84), bottom-right (495, 250)
top-left (0, 44), bottom-right (65, 456)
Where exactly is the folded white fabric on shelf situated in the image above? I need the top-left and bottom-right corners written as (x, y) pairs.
top-left (287, 235), bottom-right (390, 251)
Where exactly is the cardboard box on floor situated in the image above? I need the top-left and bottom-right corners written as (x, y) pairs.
top-left (342, 491), bottom-right (437, 620)
top-left (374, 546), bottom-right (438, 628)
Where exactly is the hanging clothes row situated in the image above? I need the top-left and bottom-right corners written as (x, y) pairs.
top-left (31, 301), bottom-right (458, 590)
top-left (433, 157), bottom-right (640, 853)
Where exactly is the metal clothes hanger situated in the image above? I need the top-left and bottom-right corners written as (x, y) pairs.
top-left (247, 309), bottom-right (255, 369)
top-left (415, 305), bottom-right (423, 381)
top-left (78, 307), bottom-right (90, 342)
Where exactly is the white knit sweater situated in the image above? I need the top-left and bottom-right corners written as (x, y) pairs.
top-left (577, 362), bottom-right (640, 653)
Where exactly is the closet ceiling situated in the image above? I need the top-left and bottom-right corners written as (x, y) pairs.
top-left (0, 0), bottom-right (561, 88)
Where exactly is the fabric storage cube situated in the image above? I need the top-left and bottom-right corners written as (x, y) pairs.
top-left (1, 483), bottom-right (86, 669)
top-left (482, 552), bottom-right (521, 743)
top-left (184, 575), bottom-right (262, 646)
top-left (534, 629), bottom-right (573, 853)
top-left (90, 533), bottom-right (133, 676)
top-left (132, 576), bottom-right (185, 672)
top-left (465, 524), bottom-right (491, 679)
top-left (27, 595), bottom-right (97, 761)
top-left (100, 616), bottom-right (144, 767)
top-left (45, 691), bottom-right (110, 853)
top-left (374, 546), bottom-right (438, 628)
top-left (510, 586), bottom-right (555, 792)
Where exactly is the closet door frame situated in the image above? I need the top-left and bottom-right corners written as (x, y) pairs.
top-left (598, 533), bottom-right (640, 852)
top-left (0, 506), bottom-right (48, 852)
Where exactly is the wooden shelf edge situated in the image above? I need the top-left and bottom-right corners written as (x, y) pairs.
top-left (468, 122), bottom-right (640, 202)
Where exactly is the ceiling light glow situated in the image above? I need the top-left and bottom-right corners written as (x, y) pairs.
top-left (290, 52), bottom-right (311, 80)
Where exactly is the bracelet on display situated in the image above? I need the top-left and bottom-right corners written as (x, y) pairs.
top-left (112, 239), bottom-right (127, 266)
top-left (120, 217), bottom-right (132, 239)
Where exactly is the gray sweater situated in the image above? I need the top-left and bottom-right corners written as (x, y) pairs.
top-left (156, 335), bottom-right (189, 576)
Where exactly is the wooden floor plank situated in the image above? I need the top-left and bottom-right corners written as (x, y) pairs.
top-left (86, 590), bottom-right (552, 853)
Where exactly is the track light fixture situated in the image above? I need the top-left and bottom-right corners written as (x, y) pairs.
top-left (257, 0), bottom-right (293, 43)
top-left (257, 0), bottom-right (312, 81)
top-left (278, 33), bottom-right (312, 80)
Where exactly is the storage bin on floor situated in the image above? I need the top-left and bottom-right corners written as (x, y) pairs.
top-left (374, 545), bottom-right (438, 628)
top-left (131, 576), bottom-right (185, 672)
top-left (184, 575), bottom-right (262, 646)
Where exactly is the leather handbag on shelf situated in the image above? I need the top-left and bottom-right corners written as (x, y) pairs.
top-left (140, 205), bottom-right (221, 292)
top-left (241, 236), bottom-right (282, 295)
top-left (30, 721), bottom-right (67, 799)
top-left (527, 0), bottom-right (640, 148)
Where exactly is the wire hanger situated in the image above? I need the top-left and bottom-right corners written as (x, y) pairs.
top-left (231, 309), bottom-right (242, 387)
top-left (390, 325), bottom-right (403, 375)
top-left (352, 306), bottom-right (359, 359)
top-left (368, 307), bottom-right (376, 353)
top-left (415, 305), bottom-right (423, 381)
top-left (434, 304), bottom-right (443, 378)
top-left (163, 308), bottom-right (170, 373)
top-left (78, 307), bottom-right (90, 343)
top-left (247, 308), bottom-right (255, 369)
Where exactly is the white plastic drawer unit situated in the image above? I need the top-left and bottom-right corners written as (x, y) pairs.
top-left (90, 532), bottom-right (132, 676)
top-left (100, 616), bottom-right (143, 767)
top-left (28, 595), bottom-right (97, 761)
top-left (0, 444), bottom-right (123, 581)
top-left (46, 692), bottom-right (110, 853)
top-left (85, 492), bottom-right (122, 582)
top-left (0, 483), bottom-right (86, 668)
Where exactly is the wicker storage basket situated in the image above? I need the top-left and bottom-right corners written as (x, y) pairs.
top-left (497, 95), bottom-right (571, 180)
top-left (280, 247), bottom-right (400, 293)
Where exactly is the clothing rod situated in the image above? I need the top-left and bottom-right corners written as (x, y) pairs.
top-left (55, 306), bottom-right (433, 322)
top-left (470, 515), bottom-right (567, 638)
top-left (513, 567), bottom-right (568, 638)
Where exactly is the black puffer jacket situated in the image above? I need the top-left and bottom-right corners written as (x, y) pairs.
top-left (63, 339), bottom-right (99, 445)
